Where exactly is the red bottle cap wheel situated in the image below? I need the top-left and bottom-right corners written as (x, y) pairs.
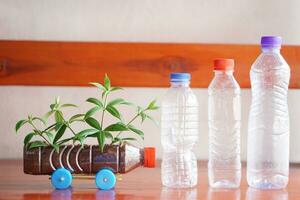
top-left (144, 147), bottom-right (156, 168)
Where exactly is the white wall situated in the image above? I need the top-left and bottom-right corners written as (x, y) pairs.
top-left (0, 0), bottom-right (300, 161)
top-left (1, 0), bottom-right (300, 44)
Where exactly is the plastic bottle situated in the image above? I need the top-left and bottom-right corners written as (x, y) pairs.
top-left (161, 73), bottom-right (199, 188)
top-left (208, 59), bottom-right (241, 188)
top-left (247, 36), bottom-right (290, 189)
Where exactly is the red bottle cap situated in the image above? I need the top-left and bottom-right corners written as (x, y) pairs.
top-left (144, 147), bottom-right (156, 168)
top-left (213, 58), bottom-right (234, 71)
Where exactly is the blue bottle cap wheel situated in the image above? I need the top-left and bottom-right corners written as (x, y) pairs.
top-left (51, 168), bottom-right (72, 190)
top-left (95, 169), bottom-right (116, 190)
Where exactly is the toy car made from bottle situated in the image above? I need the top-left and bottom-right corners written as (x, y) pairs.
top-left (23, 142), bottom-right (155, 190)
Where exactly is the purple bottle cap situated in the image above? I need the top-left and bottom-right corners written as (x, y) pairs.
top-left (261, 36), bottom-right (282, 49)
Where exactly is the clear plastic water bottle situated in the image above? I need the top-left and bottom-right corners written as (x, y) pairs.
top-left (247, 36), bottom-right (290, 189)
top-left (208, 59), bottom-right (241, 188)
top-left (161, 73), bottom-right (199, 188)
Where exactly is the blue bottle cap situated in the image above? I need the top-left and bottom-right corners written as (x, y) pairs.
top-left (170, 73), bottom-right (191, 82)
top-left (95, 169), bottom-right (116, 190)
top-left (51, 168), bottom-right (72, 190)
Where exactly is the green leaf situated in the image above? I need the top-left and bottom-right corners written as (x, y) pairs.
top-left (69, 114), bottom-right (85, 123)
top-left (74, 135), bottom-right (85, 147)
top-left (29, 141), bottom-right (47, 149)
top-left (150, 105), bottom-right (159, 110)
top-left (102, 90), bottom-right (109, 99)
top-left (110, 87), bottom-right (123, 92)
top-left (32, 117), bottom-right (47, 126)
top-left (104, 131), bottom-right (113, 140)
top-left (147, 100), bottom-right (159, 110)
top-left (27, 114), bottom-right (33, 120)
top-left (61, 104), bottom-right (78, 108)
top-left (24, 132), bottom-right (35, 147)
top-left (76, 129), bottom-right (99, 138)
top-left (86, 132), bottom-right (98, 138)
top-left (85, 117), bottom-right (101, 130)
top-left (15, 120), bottom-right (28, 133)
top-left (44, 123), bottom-right (60, 132)
top-left (44, 131), bottom-right (54, 143)
top-left (97, 131), bottom-right (105, 152)
top-left (53, 124), bottom-right (67, 144)
top-left (104, 122), bottom-right (128, 132)
top-left (151, 106), bottom-right (159, 110)
top-left (54, 123), bottom-right (64, 131)
top-left (55, 97), bottom-right (60, 104)
top-left (106, 105), bottom-right (121, 120)
top-left (52, 144), bottom-right (60, 153)
top-left (107, 98), bottom-right (131, 106)
top-left (50, 104), bottom-right (56, 110)
top-left (145, 114), bottom-right (159, 125)
top-left (111, 137), bottom-right (121, 144)
top-left (137, 106), bottom-right (143, 114)
top-left (104, 74), bottom-right (110, 90)
top-left (85, 107), bottom-right (101, 119)
top-left (86, 98), bottom-right (103, 107)
top-left (147, 100), bottom-right (156, 109)
top-left (44, 110), bottom-right (55, 120)
top-left (57, 137), bottom-right (73, 145)
top-left (90, 82), bottom-right (107, 91)
top-left (121, 137), bottom-right (137, 141)
top-left (55, 111), bottom-right (64, 123)
top-left (140, 112), bottom-right (147, 123)
top-left (128, 125), bottom-right (144, 139)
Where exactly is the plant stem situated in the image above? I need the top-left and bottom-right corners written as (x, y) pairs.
top-left (100, 94), bottom-right (108, 129)
top-left (127, 113), bottom-right (140, 126)
top-left (67, 125), bottom-right (76, 136)
top-left (40, 123), bottom-right (57, 133)
top-left (30, 122), bottom-right (51, 145)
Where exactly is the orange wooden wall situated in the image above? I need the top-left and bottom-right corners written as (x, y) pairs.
top-left (0, 40), bottom-right (299, 88)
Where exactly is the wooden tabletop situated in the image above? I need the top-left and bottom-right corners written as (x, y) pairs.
top-left (0, 160), bottom-right (299, 200)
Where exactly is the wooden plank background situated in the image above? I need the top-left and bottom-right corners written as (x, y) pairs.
top-left (0, 40), bottom-right (299, 88)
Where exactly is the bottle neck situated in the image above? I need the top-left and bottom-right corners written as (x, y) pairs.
top-left (261, 48), bottom-right (281, 53)
top-left (170, 81), bottom-right (190, 88)
top-left (214, 70), bottom-right (234, 76)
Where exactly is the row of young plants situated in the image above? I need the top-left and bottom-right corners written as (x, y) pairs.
top-left (15, 74), bottom-right (158, 152)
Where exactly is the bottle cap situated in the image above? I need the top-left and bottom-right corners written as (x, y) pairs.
top-left (143, 147), bottom-right (156, 168)
top-left (261, 36), bottom-right (282, 49)
top-left (213, 58), bottom-right (234, 71)
top-left (170, 73), bottom-right (191, 82)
